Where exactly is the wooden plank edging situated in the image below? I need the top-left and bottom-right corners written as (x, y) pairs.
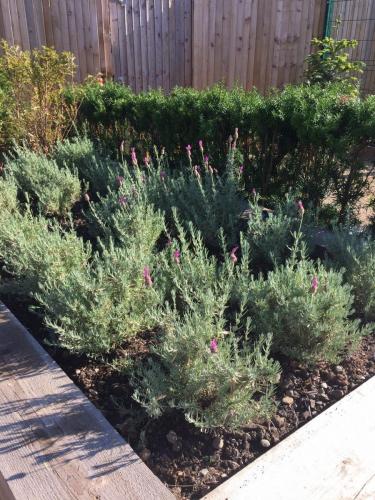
top-left (0, 302), bottom-right (175, 500)
top-left (204, 373), bottom-right (375, 500)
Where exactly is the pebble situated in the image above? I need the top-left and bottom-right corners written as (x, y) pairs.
top-left (75, 369), bottom-right (81, 375)
top-left (166, 430), bottom-right (178, 444)
top-left (200, 468), bottom-right (209, 477)
top-left (272, 415), bottom-right (286, 428)
top-left (334, 365), bottom-right (344, 374)
top-left (331, 389), bottom-right (344, 399)
top-left (94, 367), bottom-right (100, 373)
top-left (227, 460), bottom-right (240, 470)
top-left (286, 389), bottom-right (295, 397)
top-left (260, 439), bottom-right (271, 449)
top-left (321, 382), bottom-right (328, 389)
top-left (282, 396), bottom-right (294, 405)
top-left (302, 411), bottom-right (310, 420)
top-left (139, 448), bottom-right (151, 461)
top-left (212, 437), bottom-right (224, 450)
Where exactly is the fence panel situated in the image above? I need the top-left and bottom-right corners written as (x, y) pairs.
top-left (192, 0), bottom-right (327, 91)
top-left (0, 0), bottom-right (373, 94)
top-left (330, 0), bottom-right (375, 94)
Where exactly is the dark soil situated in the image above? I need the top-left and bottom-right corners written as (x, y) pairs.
top-left (3, 297), bottom-right (375, 499)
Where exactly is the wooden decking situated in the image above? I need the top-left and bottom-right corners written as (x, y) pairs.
top-left (204, 375), bottom-right (375, 500)
top-left (0, 302), bottom-right (175, 500)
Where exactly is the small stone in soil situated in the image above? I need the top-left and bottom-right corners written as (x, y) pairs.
top-left (260, 439), bottom-right (271, 449)
top-left (282, 396), bottom-right (294, 405)
top-left (321, 382), bottom-right (328, 389)
top-left (200, 468), bottom-right (209, 477)
top-left (212, 437), bottom-right (224, 450)
top-left (227, 460), bottom-right (240, 470)
top-left (334, 365), bottom-right (344, 374)
top-left (139, 448), bottom-right (151, 461)
top-left (272, 415), bottom-right (286, 428)
top-left (166, 430), bottom-right (178, 444)
top-left (331, 389), bottom-right (344, 399)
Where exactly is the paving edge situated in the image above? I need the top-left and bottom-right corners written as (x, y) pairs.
top-left (0, 302), bottom-right (175, 500)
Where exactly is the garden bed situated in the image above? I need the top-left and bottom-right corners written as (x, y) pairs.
top-left (4, 296), bottom-right (375, 499)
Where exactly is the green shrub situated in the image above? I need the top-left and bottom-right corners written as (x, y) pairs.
top-left (53, 136), bottom-right (123, 194)
top-left (68, 79), bottom-right (375, 216)
top-left (38, 240), bottom-right (163, 356)
top-left (246, 195), bottom-right (301, 271)
top-left (0, 210), bottom-right (89, 296)
top-left (305, 36), bottom-right (365, 89)
top-left (248, 236), bottom-right (367, 364)
top-left (0, 177), bottom-right (18, 213)
top-left (323, 228), bottom-right (375, 321)
top-left (0, 42), bottom-right (76, 151)
top-left (133, 308), bottom-right (279, 429)
top-left (7, 147), bottom-right (81, 216)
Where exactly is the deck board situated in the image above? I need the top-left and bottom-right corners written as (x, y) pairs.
top-left (0, 302), bottom-right (175, 500)
top-left (204, 373), bottom-right (375, 500)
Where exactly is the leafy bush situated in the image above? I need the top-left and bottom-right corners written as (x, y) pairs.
top-left (133, 308), bottom-right (279, 429)
top-left (246, 195), bottom-right (301, 271)
top-left (0, 210), bottom-right (89, 296)
top-left (323, 228), bottom-right (375, 322)
top-left (53, 136), bottom-right (123, 194)
top-left (0, 177), bottom-right (18, 213)
top-left (38, 239), bottom-right (163, 356)
top-left (7, 147), bottom-right (81, 216)
top-left (67, 79), bottom-right (375, 216)
top-left (305, 37), bottom-right (365, 90)
top-left (248, 235), bottom-right (367, 363)
top-left (0, 42), bottom-right (76, 151)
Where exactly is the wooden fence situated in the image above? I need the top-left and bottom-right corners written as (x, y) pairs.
top-left (0, 0), bottom-right (373, 94)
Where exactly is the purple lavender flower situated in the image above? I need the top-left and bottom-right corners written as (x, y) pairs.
top-left (311, 276), bottom-right (318, 294)
top-left (131, 147), bottom-right (138, 166)
top-left (210, 338), bottom-right (218, 353)
top-left (186, 144), bottom-right (192, 158)
top-left (116, 175), bottom-right (124, 187)
top-left (239, 165), bottom-right (244, 174)
top-left (230, 246), bottom-right (239, 264)
top-left (198, 140), bottom-right (204, 152)
top-left (173, 249), bottom-right (181, 264)
top-left (143, 266), bottom-right (153, 287)
top-left (297, 200), bottom-right (305, 216)
top-left (118, 195), bottom-right (128, 207)
top-left (160, 170), bottom-right (166, 181)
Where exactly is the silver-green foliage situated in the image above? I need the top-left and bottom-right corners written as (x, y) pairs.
top-left (86, 155), bottom-right (246, 250)
top-left (53, 136), bottom-right (122, 194)
top-left (324, 228), bottom-right (375, 322)
top-left (248, 235), bottom-right (368, 364)
top-left (133, 221), bottom-right (280, 428)
top-left (246, 195), bottom-right (300, 271)
top-left (37, 204), bottom-right (165, 355)
top-left (0, 176), bottom-right (18, 213)
top-left (7, 146), bottom-right (81, 215)
top-left (0, 210), bottom-right (89, 296)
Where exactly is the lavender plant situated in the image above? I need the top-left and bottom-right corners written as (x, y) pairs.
top-left (246, 195), bottom-right (301, 271)
top-left (247, 232), bottom-right (368, 363)
top-left (38, 239), bottom-right (164, 355)
top-left (7, 146), bottom-right (81, 216)
top-left (0, 177), bottom-right (18, 213)
top-left (323, 228), bottom-right (375, 321)
top-left (133, 297), bottom-right (279, 429)
top-left (53, 136), bottom-right (123, 194)
top-left (0, 210), bottom-right (90, 296)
